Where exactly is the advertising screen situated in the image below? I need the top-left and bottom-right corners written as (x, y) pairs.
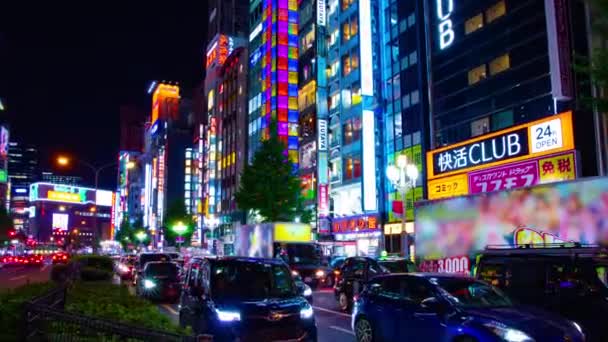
top-left (416, 177), bottom-right (608, 271)
top-left (235, 224), bottom-right (273, 258)
top-left (52, 213), bottom-right (69, 231)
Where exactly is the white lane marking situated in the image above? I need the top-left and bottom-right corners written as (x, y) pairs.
top-left (9, 275), bottom-right (26, 281)
top-left (313, 306), bottom-right (352, 318)
top-left (162, 304), bottom-right (179, 316)
top-left (330, 325), bottom-right (355, 336)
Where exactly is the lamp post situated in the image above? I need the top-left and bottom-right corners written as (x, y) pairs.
top-left (172, 221), bottom-right (188, 250)
top-left (56, 156), bottom-right (134, 249)
top-left (135, 231), bottom-right (147, 250)
top-left (386, 155), bottom-right (418, 259)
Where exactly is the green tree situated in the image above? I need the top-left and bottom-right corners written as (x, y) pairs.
top-left (163, 200), bottom-right (194, 246)
top-left (114, 219), bottom-right (134, 249)
top-left (575, 0), bottom-right (608, 111)
top-left (235, 121), bottom-right (310, 223)
top-left (0, 207), bottom-right (14, 242)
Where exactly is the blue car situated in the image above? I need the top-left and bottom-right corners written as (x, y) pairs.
top-left (352, 273), bottom-right (585, 342)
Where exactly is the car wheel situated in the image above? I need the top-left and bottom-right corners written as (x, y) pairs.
top-left (355, 317), bottom-right (374, 342)
top-left (338, 292), bottom-right (351, 312)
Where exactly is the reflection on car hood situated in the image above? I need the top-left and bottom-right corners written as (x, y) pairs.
top-left (463, 306), bottom-right (580, 340)
top-left (216, 296), bottom-right (307, 318)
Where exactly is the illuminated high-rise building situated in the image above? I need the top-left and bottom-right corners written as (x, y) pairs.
top-left (325, 0), bottom-right (384, 256)
top-left (248, 0), bottom-right (299, 164)
top-left (199, 0), bottom-right (249, 254)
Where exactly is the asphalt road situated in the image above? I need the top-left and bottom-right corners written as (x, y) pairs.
top-left (0, 263), bottom-right (51, 290)
top-left (156, 288), bottom-right (355, 342)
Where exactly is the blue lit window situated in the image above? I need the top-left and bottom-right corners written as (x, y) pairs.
top-left (409, 51), bottom-right (417, 65)
top-left (408, 13), bottom-right (415, 27)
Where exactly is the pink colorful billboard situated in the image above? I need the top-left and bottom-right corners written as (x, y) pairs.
top-left (416, 177), bottom-right (608, 273)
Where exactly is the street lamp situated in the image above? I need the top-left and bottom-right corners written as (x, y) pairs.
top-left (172, 221), bottom-right (188, 249)
top-left (386, 155), bottom-right (419, 259)
top-left (135, 231), bottom-right (147, 245)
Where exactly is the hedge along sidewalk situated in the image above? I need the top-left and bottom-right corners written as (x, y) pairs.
top-left (65, 281), bottom-right (188, 335)
top-left (0, 282), bottom-right (55, 341)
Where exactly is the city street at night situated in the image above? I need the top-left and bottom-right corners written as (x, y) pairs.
top-left (1, 0), bottom-right (608, 340)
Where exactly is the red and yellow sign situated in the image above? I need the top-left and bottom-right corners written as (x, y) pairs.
top-left (47, 191), bottom-right (80, 203)
top-left (538, 153), bottom-right (576, 183)
top-left (428, 174), bottom-right (469, 200)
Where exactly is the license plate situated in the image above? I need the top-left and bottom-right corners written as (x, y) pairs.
top-left (304, 277), bottom-right (312, 283)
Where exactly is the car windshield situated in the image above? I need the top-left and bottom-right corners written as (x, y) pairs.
top-left (433, 278), bottom-right (513, 308)
top-left (379, 260), bottom-right (417, 273)
top-left (139, 254), bottom-right (170, 266)
top-left (330, 257), bottom-right (346, 269)
top-left (145, 263), bottom-right (179, 279)
top-left (277, 244), bottom-right (321, 265)
top-left (211, 261), bottom-right (296, 301)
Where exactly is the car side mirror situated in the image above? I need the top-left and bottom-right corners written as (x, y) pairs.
top-left (420, 297), bottom-right (443, 313)
top-left (368, 283), bottom-right (382, 296)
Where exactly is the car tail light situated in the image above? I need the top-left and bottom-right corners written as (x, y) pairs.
top-left (353, 294), bottom-right (359, 302)
top-left (63, 255), bottom-right (67, 260)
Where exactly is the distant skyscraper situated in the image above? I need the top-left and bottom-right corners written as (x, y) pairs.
top-left (8, 141), bottom-right (38, 232)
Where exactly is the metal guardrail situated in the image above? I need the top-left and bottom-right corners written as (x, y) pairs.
top-left (22, 286), bottom-right (199, 342)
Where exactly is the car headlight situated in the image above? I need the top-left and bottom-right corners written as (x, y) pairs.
top-left (315, 270), bottom-right (325, 278)
top-left (119, 264), bottom-right (129, 273)
top-left (303, 285), bottom-right (312, 297)
top-left (291, 270), bottom-right (299, 276)
top-left (300, 305), bottom-right (314, 319)
top-left (572, 321), bottom-right (584, 336)
top-left (143, 279), bottom-right (156, 289)
top-left (215, 308), bottom-right (241, 322)
top-left (484, 322), bottom-right (534, 342)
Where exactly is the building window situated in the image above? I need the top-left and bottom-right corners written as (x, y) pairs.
top-left (468, 64), bottom-right (487, 85)
top-left (400, 56), bottom-right (409, 70)
top-left (342, 16), bottom-right (358, 41)
top-left (352, 87), bottom-right (362, 105)
top-left (399, 19), bottom-right (407, 33)
top-left (486, 1), bottom-right (507, 23)
top-left (343, 118), bottom-right (362, 145)
top-left (402, 94), bottom-right (410, 109)
top-left (411, 90), bottom-right (420, 105)
top-left (465, 13), bottom-right (484, 34)
top-left (343, 156), bottom-right (362, 180)
top-left (394, 112), bottom-right (402, 138)
top-left (328, 29), bottom-right (339, 48)
top-left (342, 0), bottom-right (354, 10)
top-left (489, 53), bottom-right (510, 75)
top-left (471, 117), bottom-right (490, 137)
top-left (409, 51), bottom-right (417, 66)
top-left (301, 26), bottom-right (315, 53)
top-left (329, 92), bottom-right (340, 110)
top-left (408, 13), bottom-right (415, 27)
top-left (492, 110), bottom-right (514, 131)
top-left (328, 60), bottom-right (340, 78)
top-left (342, 51), bottom-right (359, 76)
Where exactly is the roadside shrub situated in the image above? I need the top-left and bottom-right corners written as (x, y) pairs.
top-left (80, 267), bottom-right (112, 281)
top-left (72, 255), bottom-right (114, 272)
top-left (50, 264), bottom-right (71, 283)
top-left (0, 282), bottom-right (55, 341)
top-left (66, 282), bottom-right (186, 334)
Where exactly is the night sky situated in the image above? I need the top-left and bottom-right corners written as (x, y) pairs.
top-left (0, 3), bottom-right (208, 189)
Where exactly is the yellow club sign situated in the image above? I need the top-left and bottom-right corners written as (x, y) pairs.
top-left (47, 191), bottom-right (81, 203)
top-left (274, 223), bottom-right (312, 243)
top-left (427, 111), bottom-right (574, 180)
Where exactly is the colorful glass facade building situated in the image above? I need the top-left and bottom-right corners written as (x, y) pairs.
top-left (249, 0), bottom-right (299, 165)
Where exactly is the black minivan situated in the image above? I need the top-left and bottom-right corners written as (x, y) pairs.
top-left (179, 257), bottom-right (317, 341)
top-left (476, 245), bottom-right (608, 341)
top-left (334, 257), bottom-right (388, 312)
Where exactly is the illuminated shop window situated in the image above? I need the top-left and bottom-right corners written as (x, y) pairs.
top-left (490, 53), bottom-right (510, 75)
top-left (468, 64), bottom-right (487, 85)
top-left (342, 16), bottom-right (358, 42)
top-left (342, 55), bottom-right (351, 76)
top-left (465, 13), bottom-right (484, 35)
top-left (486, 1), bottom-right (507, 23)
top-left (301, 26), bottom-right (316, 53)
top-left (327, 61), bottom-right (340, 78)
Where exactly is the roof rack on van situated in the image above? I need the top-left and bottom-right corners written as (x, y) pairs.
top-left (482, 243), bottom-right (607, 257)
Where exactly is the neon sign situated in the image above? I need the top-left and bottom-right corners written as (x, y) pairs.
top-left (437, 0), bottom-right (455, 50)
